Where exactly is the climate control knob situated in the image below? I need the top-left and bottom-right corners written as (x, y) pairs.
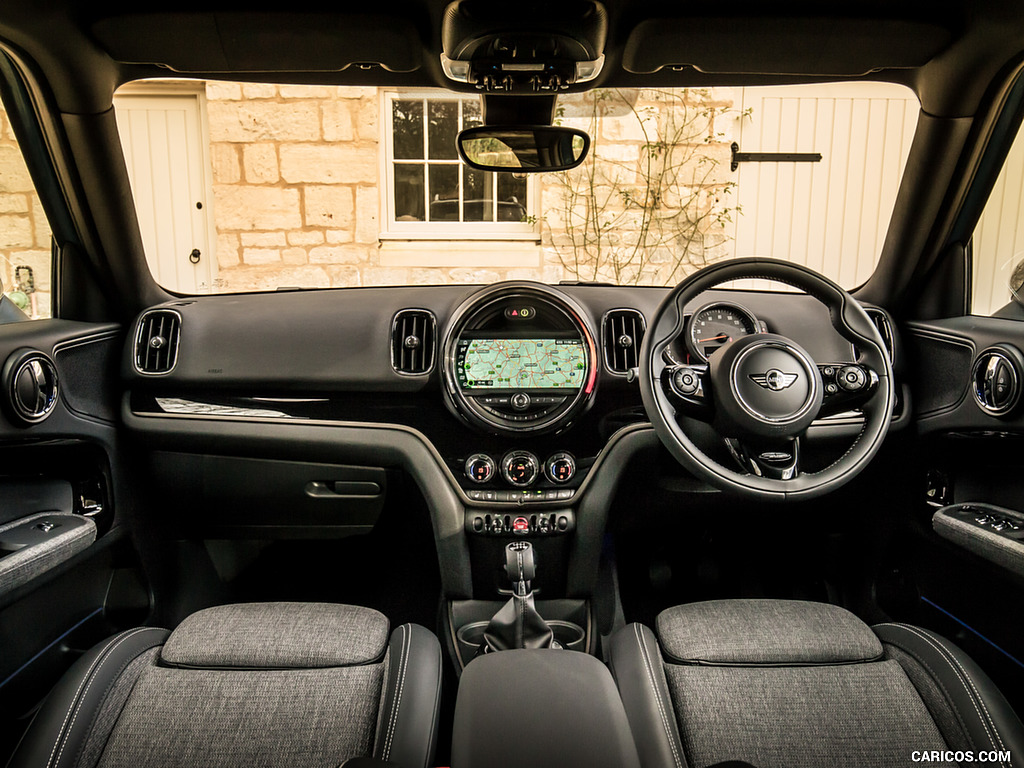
top-left (465, 454), bottom-right (496, 484)
top-left (545, 452), bottom-right (576, 484)
top-left (502, 451), bottom-right (540, 487)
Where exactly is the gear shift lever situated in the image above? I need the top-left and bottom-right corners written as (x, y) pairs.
top-left (481, 541), bottom-right (560, 653)
top-left (505, 540), bottom-right (536, 597)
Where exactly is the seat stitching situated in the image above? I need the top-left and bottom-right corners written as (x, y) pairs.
top-left (876, 626), bottom-right (974, 744)
top-left (385, 625), bottom-right (411, 760)
top-left (896, 624), bottom-right (1008, 759)
top-left (55, 628), bottom-right (161, 768)
top-left (383, 625), bottom-right (410, 761)
top-left (47, 628), bottom-right (154, 768)
top-left (879, 623), bottom-right (998, 752)
top-left (634, 624), bottom-right (683, 768)
top-left (45, 629), bottom-right (137, 768)
top-left (883, 623), bottom-right (1006, 763)
top-left (381, 625), bottom-right (403, 760)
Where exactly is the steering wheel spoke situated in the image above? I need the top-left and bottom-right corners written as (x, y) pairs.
top-left (817, 362), bottom-right (879, 417)
top-left (661, 363), bottom-right (713, 421)
top-left (726, 436), bottom-right (801, 480)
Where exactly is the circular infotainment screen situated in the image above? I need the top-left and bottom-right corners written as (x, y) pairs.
top-left (441, 283), bottom-right (597, 435)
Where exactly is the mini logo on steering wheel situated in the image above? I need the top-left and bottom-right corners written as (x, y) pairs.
top-left (749, 369), bottom-right (798, 391)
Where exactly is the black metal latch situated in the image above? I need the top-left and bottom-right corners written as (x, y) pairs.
top-left (731, 142), bottom-right (822, 172)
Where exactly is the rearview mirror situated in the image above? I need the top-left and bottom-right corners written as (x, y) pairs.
top-left (457, 126), bottom-right (590, 172)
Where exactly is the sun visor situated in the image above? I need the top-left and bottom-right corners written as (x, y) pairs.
top-left (91, 13), bottom-right (422, 73)
top-left (623, 17), bottom-right (952, 77)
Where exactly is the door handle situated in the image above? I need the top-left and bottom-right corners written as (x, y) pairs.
top-left (305, 481), bottom-right (383, 498)
top-left (188, 249), bottom-right (201, 264)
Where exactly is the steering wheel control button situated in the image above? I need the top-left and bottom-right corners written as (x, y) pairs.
top-left (465, 454), bottom-right (497, 484)
top-left (544, 452), bottom-right (576, 483)
top-left (671, 367), bottom-right (701, 396)
top-left (510, 392), bottom-right (531, 411)
top-left (502, 451), bottom-right (540, 487)
top-left (838, 366), bottom-right (867, 391)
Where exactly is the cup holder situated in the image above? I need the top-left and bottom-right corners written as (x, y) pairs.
top-left (455, 618), bottom-right (586, 661)
top-left (549, 619), bottom-right (586, 650)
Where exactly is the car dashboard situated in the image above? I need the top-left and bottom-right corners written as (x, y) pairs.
top-left (122, 282), bottom-right (904, 536)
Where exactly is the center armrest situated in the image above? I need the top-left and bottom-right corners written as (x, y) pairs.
top-left (451, 650), bottom-right (641, 768)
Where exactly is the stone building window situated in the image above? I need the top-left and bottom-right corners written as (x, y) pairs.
top-left (381, 91), bottom-right (539, 240)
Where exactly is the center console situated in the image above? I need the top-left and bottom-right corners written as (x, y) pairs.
top-left (438, 282), bottom-right (606, 667)
top-left (451, 649), bottom-right (641, 768)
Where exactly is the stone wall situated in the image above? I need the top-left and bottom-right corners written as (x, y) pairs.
top-left (206, 83), bottom-right (383, 291)
top-left (205, 84), bottom-right (737, 291)
top-left (0, 85), bottom-right (739, 314)
top-left (0, 104), bottom-right (51, 318)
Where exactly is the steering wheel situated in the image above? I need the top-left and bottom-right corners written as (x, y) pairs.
top-left (639, 257), bottom-right (894, 501)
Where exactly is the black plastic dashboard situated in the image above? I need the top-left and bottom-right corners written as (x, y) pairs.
top-left (123, 282), bottom-right (901, 510)
top-left (113, 281), bottom-right (908, 599)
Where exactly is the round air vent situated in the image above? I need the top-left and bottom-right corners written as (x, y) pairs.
top-left (972, 345), bottom-right (1023, 417)
top-left (2, 348), bottom-right (59, 426)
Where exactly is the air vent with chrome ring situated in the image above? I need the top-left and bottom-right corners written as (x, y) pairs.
top-left (972, 345), bottom-right (1024, 417)
top-left (2, 348), bottom-right (60, 426)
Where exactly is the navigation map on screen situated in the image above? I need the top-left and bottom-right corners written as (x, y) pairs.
top-left (456, 338), bottom-right (585, 389)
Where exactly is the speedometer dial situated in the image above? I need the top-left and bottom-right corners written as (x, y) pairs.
top-left (687, 302), bottom-right (759, 362)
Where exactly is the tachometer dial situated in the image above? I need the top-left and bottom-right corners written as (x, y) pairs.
top-left (687, 302), bottom-right (759, 362)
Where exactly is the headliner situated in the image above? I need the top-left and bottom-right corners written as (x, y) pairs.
top-left (0, 0), bottom-right (1019, 118)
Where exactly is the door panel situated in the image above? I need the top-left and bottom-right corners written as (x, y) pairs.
top-left (0, 322), bottom-right (149, 760)
top-left (895, 316), bottom-right (1024, 712)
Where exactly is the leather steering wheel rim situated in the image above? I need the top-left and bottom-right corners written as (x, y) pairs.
top-left (639, 257), bottom-right (894, 501)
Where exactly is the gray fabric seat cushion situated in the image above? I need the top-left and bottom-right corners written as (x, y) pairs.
top-left (664, 661), bottom-right (953, 768)
top-left (656, 598), bottom-right (883, 665)
top-left (161, 602), bottom-right (389, 669)
top-left (94, 603), bottom-right (393, 767)
top-left (6, 605), bottom-right (443, 768)
top-left (96, 664), bottom-right (385, 768)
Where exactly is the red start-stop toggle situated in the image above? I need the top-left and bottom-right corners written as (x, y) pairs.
top-left (513, 516), bottom-right (530, 533)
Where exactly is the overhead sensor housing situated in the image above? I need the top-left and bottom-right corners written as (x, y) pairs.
top-left (440, 0), bottom-right (606, 93)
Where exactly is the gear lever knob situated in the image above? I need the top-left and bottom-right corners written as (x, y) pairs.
top-left (505, 541), bottom-right (536, 594)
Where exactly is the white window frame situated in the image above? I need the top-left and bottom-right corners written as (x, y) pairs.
top-left (380, 89), bottom-right (540, 241)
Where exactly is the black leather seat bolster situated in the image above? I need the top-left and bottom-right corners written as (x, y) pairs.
top-left (607, 622), bottom-right (689, 768)
top-left (372, 623), bottom-right (443, 768)
top-left (8, 626), bottom-right (170, 768)
top-left (875, 623), bottom-right (1024, 764)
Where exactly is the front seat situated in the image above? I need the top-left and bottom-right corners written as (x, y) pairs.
top-left (7, 602), bottom-right (442, 768)
top-left (608, 599), bottom-right (1024, 768)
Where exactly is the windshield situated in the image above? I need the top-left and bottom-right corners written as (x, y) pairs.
top-left (114, 80), bottom-right (918, 293)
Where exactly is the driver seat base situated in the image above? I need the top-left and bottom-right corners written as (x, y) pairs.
top-left (608, 599), bottom-right (1024, 768)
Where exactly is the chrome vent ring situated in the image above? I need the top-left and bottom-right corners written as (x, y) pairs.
top-left (2, 349), bottom-right (59, 426)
